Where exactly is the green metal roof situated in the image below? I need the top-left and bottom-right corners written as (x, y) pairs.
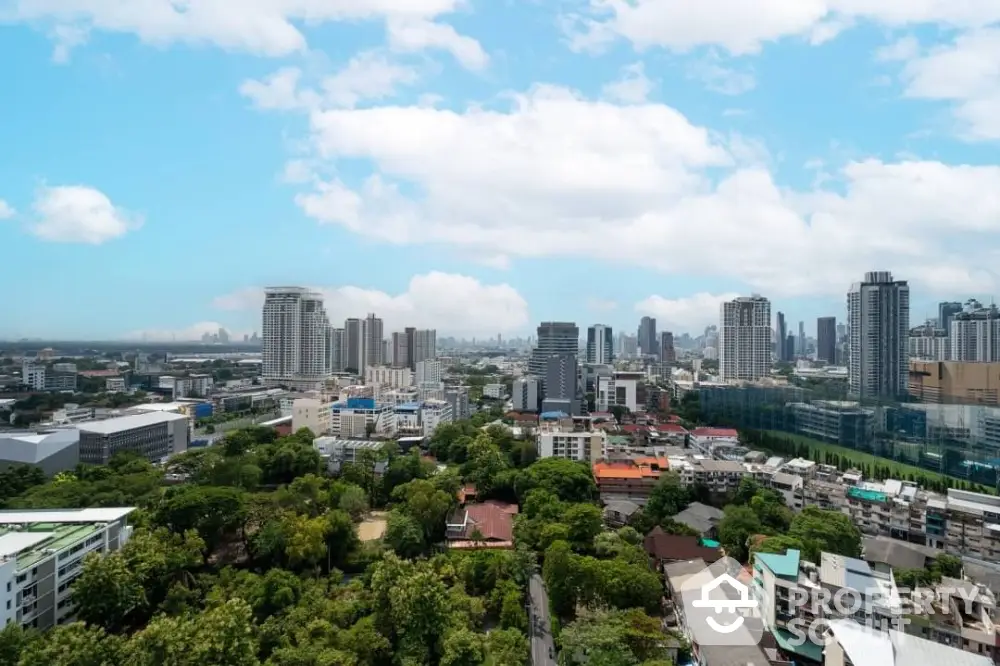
top-left (773, 627), bottom-right (825, 662)
top-left (755, 549), bottom-right (801, 579)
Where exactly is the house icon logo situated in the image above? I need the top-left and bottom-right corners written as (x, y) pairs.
top-left (676, 556), bottom-right (764, 647)
top-left (691, 572), bottom-right (757, 634)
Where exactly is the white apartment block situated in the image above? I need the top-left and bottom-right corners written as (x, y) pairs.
top-left (512, 377), bottom-right (540, 412)
top-left (536, 423), bottom-right (606, 463)
top-left (421, 399), bottom-right (453, 435)
top-left (380, 388), bottom-right (420, 407)
top-left (262, 287), bottom-right (331, 383)
top-left (596, 372), bottom-right (640, 412)
top-left (329, 403), bottom-right (395, 438)
top-left (483, 384), bottom-right (506, 399)
top-left (951, 306), bottom-right (1000, 363)
top-left (718, 295), bottom-right (772, 382)
top-left (415, 360), bottom-right (443, 385)
top-left (365, 365), bottom-right (414, 389)
top-left (825, 617), bottom-right (993, 666)
top-left (0, 508), bottom-right (135, 630)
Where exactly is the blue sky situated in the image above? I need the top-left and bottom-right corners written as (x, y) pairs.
top-left (1, 1), bottom-right (998, 340)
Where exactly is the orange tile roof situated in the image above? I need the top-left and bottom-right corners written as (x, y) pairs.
top-left (593, 459), bottom-right (668, 479)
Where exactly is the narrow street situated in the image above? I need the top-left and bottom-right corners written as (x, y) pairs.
top-left (528, 574), bottom-right (557, 666)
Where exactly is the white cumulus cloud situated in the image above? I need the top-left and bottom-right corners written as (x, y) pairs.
top-left (563, 0), bottom-right (1000, 56)
top-left (602, 62), bottom-right (654, 103)
top-left (895, 28), bottom-right (1000, 141)
top-left (212, 272), bottom-right (530, 336)
top-left (30, 185), bottom-right (142, 244)
top-left (0, 200), bottom-right (15, 219)
top-left (635, 292), bottom-right (741, 335)
top-left (9, 0), bottom-right (481, 63)
top-left (284, 83), bottom-right (1000, 298)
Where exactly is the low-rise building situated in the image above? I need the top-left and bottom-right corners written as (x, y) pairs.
top-left (0, 507), bottom-right (136, 630)
top-left (536, 421), bottom-right (606, 463)
top-left (292, 398), bottom-right (331, 436)
top-left (329, 398), bottom-right (395, 438)
top-left (445, 500), bottom-right (519, 550)
top-left (788, 400), bottom-right (875, 448)
top-left (0, 430), bottom-right (80, 475)
top-left (593, 457), bottom-right (669, 504)
top-left (825, 617), bottom-right (992, 666)
top-left (76, 411), bottom-right (189, 464)
top-left (483, 383), bottom-right (506, 400)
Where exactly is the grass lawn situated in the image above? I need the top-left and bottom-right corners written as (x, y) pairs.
top-left (761, 430), bottom-right (971, 489)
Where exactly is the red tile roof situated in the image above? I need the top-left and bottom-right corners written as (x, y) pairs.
top-left (621, 424), bottom-right (649, 434)
top-left (655, 423), bottom-right (688, 434)
top-left (692, 427), bottom-right (738, 438)
top-left (453, 500), bottom-right (519, 542)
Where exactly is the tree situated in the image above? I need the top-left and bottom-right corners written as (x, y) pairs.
top-left (562, 503), bottom-right (603, 552)
top-left (787, 507), bottom-right (862, 562)
top-left (384, 511), bottom-right (426, 558)
top-left (543, 541), bottom-right (579, 618)
top-left (558, 609), bottom-right (670, 666)
top-left (73, 551), bottom-right (147, 631)
top-left (643, 473), bottom-right (689, 525)
top-left (934, 553), bottom-right (963, 579)
top-left (515, 459), bottom-right (596, 503)
top-left (440, 628), bottom-right (485, 666)
top-left (338, 484), bottom-right (369, 520)
top-left (485, 628), bottom-right (528, 666)
top-left (17, 623), bottom-right (123, 666)
top-left (718, 505), bottom-right (763, 562)
top-left (392, 479), bottom-right (454, 542)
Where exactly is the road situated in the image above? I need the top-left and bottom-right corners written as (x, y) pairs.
top-left (528, 574), bottom-right (557, 666)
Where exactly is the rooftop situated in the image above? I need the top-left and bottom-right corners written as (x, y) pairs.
top-left (827, 617), bottom-right (993, 666)
top-left (77, 411), bottom-right (188, 434)
top-left (756, 548), bottom-right (801, 579)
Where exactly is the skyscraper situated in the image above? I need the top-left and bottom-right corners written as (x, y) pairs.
top-left (326, 326), bottom-right (346, 373)
top-left (718, 295), bottom-right (771, 382)
top-left (529, 322), bottom-right (580, 376)
top-left (659, 331), bottom-right (676, 364)
top-left (261, 287), bottom-right (330, 382)
top-left (776, 312), bottom-right (787, 362)
top-left (939, 301), bottom-right (963, 333)
top-left (950, 303), bottom-right (1000, 362)
top-left (361, 313), bottom-right (384, 372)
top-left (798, 321), bottom-right (806, 356)
top-left (391, 332), bottom-right (408, 368)
top-left (412, 329), bottom-right (437, 367)
top-left (638, 317), bottom-right (657, 356)
top-left (847, 271), bottom-right (910, 399)
top-left (586, 325), bottom-right (614, 364)
top-left (345, 318), bottom-right (362, 373)
top-left (817, 316), bottom-right (837, 364)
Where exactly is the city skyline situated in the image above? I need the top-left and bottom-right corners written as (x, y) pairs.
top-left (2, 5), bottom-right (998, 342)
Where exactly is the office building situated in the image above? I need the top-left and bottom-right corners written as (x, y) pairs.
top-left (939, 301), bottom-right (963, 334)
top-left (776, 312), bottom-right (788, 362)
top-left (541, 354), bottom-right (579, 415)
top-left (817, 316), bottom-right (837, 363)
top-left (0, 430), bottom-right (80, 475)
top-left (951, 304), bottom-right (1000, 362)
top-left (0, 507), bottom-right (136, 630)
top-left (528, 322), bottom-right (579, 376)
top-left (848, 271), bottom-right (910, 399)
top-left (718, 295), bottom-right (772, 382)
top-left (638, 317), bottom-right (657, 357)
top-left (586, 325), bottom-right (613, 365)
top-left (20, 363), bottom-right (76, 392)
top-left (345, 318), bottom-right (362, 373)
top-left (512, 377), bottom-right (540, 412)
top-left (261, 287), bottom-right (330, 383)
top-left (77, 411), bottom-right (190, 465)
top-left (659, 331), bottom-right (676, 364)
